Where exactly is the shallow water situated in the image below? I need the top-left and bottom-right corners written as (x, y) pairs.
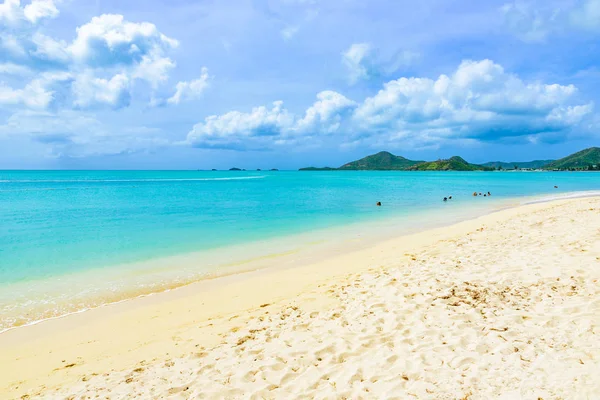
top-left (1, 170), bottom-right (599, 331)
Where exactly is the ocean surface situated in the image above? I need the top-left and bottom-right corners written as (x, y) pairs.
top-left (1, 170), bottom-right (600, 331)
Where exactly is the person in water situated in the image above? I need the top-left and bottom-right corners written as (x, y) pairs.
top-left (443, 197), bottom-right (448, 201)
top-left (473, 192), bottom-right (478, 196)
top-left (487, 191), bottom-right (491, 196)
top-left (376, 201), bottom-right (382, 206)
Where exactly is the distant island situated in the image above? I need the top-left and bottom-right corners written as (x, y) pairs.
top-left (300, 151), bottom-right (490, 171)
top-left (300, 147), bottom-right (600, 171)
top-left (482, 160), bottom-right (555, 170)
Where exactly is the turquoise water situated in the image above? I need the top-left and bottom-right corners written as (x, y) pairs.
top-left (1, 170), bottom-right (599, 330)
top-left (2, 170), bottom-right (600, 284)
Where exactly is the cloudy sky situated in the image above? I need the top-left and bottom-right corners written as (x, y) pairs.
top-left (0, 0), bottom-right (598, 169)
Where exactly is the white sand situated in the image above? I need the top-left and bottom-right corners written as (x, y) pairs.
top-left (2, 197), bottom-right (600, 399)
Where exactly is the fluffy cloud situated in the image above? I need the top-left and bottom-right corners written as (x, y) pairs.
top-left (0, 0), bottom-right (182, 112)
top-left (0, 79), bottom-right (52, 108)
top-left (0, 0), bottom-right (58, 26)
top-left (72, 72), bottom-right (130, 109)
top-left (353, 59), bottom-right (591, 145)
top-left (186, 59), bottom-right (592, 151)
top-left (296, 90), bottom-right (356, 134)
top-left (342, 43), bottom-right (419, 84)
top-left (187, 101), bottom-right (295, 150)
top-left (186, 90), bottom-right (357, 149)
top-left (69, 14), bottom-right (178, 76)
top-left (167, 67), bottom-right (210, 105)
top-left (23, 0), bottom-right (58, 24)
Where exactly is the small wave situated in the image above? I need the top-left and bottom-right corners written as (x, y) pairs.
top-left (0, 176), bottom-right (267, 184)
top-left (524, 190), bottom-right (600, 205)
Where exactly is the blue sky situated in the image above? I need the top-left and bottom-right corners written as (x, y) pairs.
top-left (0, 0), bottom-right (598, 169)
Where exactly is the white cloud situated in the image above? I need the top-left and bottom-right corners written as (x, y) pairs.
top-left (296, 90), bottom-right (356, 134)
top-left (72, 72), bottom-right (130, 109)
top-left (70, 14), bottom-right (178, 66)
top-left (342, 43), bottom-right (419, 84)
top-left (353, 59), bottom-right (590, 145)
top-left (167, 67), bottom-right (210, 105)
top-left (0, 1), bottom-right (187, 111)
top-left (23, 0), bottom-right (58, 24)
top-left (0, 70), bottom-right (69, 109)
top-left (1, 0), bottom-right (58, 27)
top-left (0, 79), bottom-right (53, 108)
top-left (0, 62), bottom-right (31, 75)
top-left (186, 91), bottom-right (357, 149)
top-left (0, 109), bottom-right (170, 157)
top-left (186, 59), bottom-right (593, 151)
top-left (342, 43), bottom-right (371, 84)
top-left (187, 100), bottom-right (295, 150)
top-left (502, 0), bottom-right (600, 41)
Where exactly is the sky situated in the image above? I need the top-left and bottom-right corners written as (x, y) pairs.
top-left (0, 0), bottom-right (599, 169)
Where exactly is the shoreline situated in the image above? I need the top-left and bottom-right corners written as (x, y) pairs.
top-left (1, 190), bottom-right (599, 336)
top-left (2, 195), bottom-right (600, 398)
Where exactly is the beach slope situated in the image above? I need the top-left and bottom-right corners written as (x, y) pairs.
top-left (2, 197), bottom-right (599, 399)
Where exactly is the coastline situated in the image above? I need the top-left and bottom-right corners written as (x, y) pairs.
top-left (2, 190), bottom-right (592, 335)
top-left (2, 195), bottom-right (600, 398)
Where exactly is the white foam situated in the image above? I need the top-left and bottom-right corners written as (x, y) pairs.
top-left (523, 190), bottom-right (600, 205)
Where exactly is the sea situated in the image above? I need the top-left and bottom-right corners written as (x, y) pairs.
top-left (1, 170), bottom-right (600, 332)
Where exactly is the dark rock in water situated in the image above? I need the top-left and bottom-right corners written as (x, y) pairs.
top-left (270, 168), bottom-right (279, 171)
top-left (229, 168), bottom-right (242, 171)
top-left (211, 169), bottom-right (217, 171)
top-left (554, 185), bottom-right (558, 188)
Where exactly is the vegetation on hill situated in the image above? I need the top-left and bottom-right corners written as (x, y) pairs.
top-left (299, 147), bottom-right (599, 172)
top-left (299, 151), bottom-right (423, 171)
top-left (543, 147), bottom-right (600, 170)
top-left (338, 151), bottom-right (423, 170)
top-left (407, 156), bottom-right (492, 171)
top-left (482, 160), bottom-right (554, 170)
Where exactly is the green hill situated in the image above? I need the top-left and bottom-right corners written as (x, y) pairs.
top-left (482, 160), bottom-right (554, 170)
top-left (299, 151), bottom-right (423, 171)
top-left (338, 151), bottom-right (423, 170)
top-left (407, 156), bottom-right (492, 171)
top-left (543, 147), bottom-right (600, 170)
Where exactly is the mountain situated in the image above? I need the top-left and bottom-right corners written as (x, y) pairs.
top-left (299, 151), bottom-right (423, 171)
top-left (482, 160), bottom-right (554, 170)
top-left (406, 156), bottom-right (493, 171)
top-left (338, 151), bottom-right (423, 170)
top-left (543, 147), bottom-right (600, 170)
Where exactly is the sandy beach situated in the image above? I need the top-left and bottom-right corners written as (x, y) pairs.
top-left (2, 197), bottom-right (599, 399)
